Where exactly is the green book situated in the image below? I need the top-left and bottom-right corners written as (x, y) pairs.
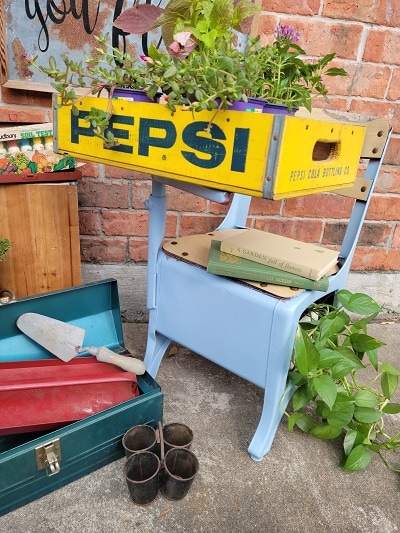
top-left (207, 240), bottom-right (330, 292)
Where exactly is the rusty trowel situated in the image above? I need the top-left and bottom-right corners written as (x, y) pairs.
top-left (16, 312), bottom-right (146, 375)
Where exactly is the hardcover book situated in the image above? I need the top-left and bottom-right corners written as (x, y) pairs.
top-left (219, 228), bottom-right (338, 281)
top-left (207, 240), bottom-right (330, 291)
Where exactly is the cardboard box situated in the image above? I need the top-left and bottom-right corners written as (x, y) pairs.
top-left (0, 279), bottom-right (163, 516)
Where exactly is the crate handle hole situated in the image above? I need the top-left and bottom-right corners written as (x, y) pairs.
top-left (312, 141), bottom-right (341, 162)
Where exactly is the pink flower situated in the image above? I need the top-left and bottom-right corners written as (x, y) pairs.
top-left (168, 32), bottom-right (197, 58)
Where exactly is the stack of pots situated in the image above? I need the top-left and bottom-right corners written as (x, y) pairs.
top-left (122, 422), bottom-right (199, 505)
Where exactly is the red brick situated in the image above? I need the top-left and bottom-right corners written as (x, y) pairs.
top-left (79, 161), bottom-right (102, 178)
top-left (78, 180), bottom-right (129, 208)
top-left (364, 28), bottom-right (400, 65)
top-left (166, 188), bottom-right (208, 212)
top-left (375, 165), bottom-right (400, 194)
top-left (383, 137), bottom-right (400, 166)
top-left (132, 180), bottom-right (152, 209)
top-left (0, 89), bottom-right (53, 110)
top-left (280, 19), bottom-right (363, 60)
top-left (164, 213), bottom-right (180, 238)
top-left (249, 197), bottom-right (283, 216)
top-left (209, 199), bottom-right (232, 215)
top-left (78, 210), bottom-right (101, 236)
top-left (376, 0), bottom-right (400, 28)
top-left (388, 68), bottom-right (400, 101)
top-left (104, 165), bottom-right (143, 179)
top-left (347, 63), bottom-right (392, 99)
top-left (102, 211), bottom-right (149, 236)
top-left (349, 101), bottom-right (399, 137)
top-left (255, 14), bottom-right (279, 39)
top-left (261, 0), bottom-right (319, 15)
top-left (179, 215), bottom-right (224, 235)
top-left (358, 222), bottom-right (393, 246)
top-left (351, 248), bottom-right (400, 270)
top-left (323, 0), bottom-right (379, 23)
top-left (0, 104), bottom-right (51, 123)
top-left (254, 218), bottom-right (324, 243)
top-left (129, 239), bottom-right (148, 262)
top-left (80, 237), bottom-right (127, 262)
top-left (284, 193), bottom-right (353, 219)
top-left (367, 195), bottom-right (400, 221)
top-left (393, 225), bottom-right (400, 248)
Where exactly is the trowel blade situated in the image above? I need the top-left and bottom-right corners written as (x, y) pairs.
top-left (16, 312), bottom-right (86, 362)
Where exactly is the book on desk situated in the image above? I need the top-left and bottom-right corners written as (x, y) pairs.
top-left (219, 228), bottom-right (339, 281)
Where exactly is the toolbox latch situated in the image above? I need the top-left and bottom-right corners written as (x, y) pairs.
top-left (35, 438), bottom-right (62, 476)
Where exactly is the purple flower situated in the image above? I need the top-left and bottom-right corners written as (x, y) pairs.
top-left (275, 25), bottom-right (301, 43)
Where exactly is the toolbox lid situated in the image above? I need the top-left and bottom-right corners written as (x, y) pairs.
top-left (0, 279), bottom-right (126, 362)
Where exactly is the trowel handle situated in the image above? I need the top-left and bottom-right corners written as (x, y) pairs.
top-left (87, 346), bottom-right (146, 375)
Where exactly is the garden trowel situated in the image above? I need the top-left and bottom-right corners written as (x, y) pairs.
top-left (16, 312), bottom-right (146, 375)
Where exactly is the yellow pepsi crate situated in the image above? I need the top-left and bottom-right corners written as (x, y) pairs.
top-left (54, 96), bottom-right (367, 199)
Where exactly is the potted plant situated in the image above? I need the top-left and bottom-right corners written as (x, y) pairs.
top-left (243, 24), bottom-right (348, 113)
top-left (115, 0), bottom-right (348, 115)
top-left (26, 0), bottom-right (348, 143)
top-left (26, 35), bottom-right (151, 147)
top-left (285, 289), bottom-right (400, 477)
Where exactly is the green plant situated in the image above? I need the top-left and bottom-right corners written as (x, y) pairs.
top-left (26, 34), bottom-right (148, 147)
top-left (0, 239), bottom-right (11, 261)
top-left (115, 0), bottom-right (258, 116)
top-left (286, 290), bottom-right (400, 476)
top-left (244, 25), bottom-right (348, 112)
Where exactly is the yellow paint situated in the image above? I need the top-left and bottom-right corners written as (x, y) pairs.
top-left (54, 96), bottom-right (365, 199)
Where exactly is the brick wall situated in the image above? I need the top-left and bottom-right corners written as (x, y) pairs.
top-left (1, 0), bottom-right (399, 272)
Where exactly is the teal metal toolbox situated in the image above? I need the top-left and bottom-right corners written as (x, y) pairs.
top-left (0, 280), bottom-right (163, 516)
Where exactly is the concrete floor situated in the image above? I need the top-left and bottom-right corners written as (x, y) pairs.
top-left (0, 319), bottom-right (399, 533)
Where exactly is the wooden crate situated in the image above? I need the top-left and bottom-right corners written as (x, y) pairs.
top-left (54, 96), bottom-right (367, 199)
top-left (0, 183), bottom-right (81, 298)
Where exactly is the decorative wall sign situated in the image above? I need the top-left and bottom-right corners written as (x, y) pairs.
top-left (0, 1), bottom-right (165, 88)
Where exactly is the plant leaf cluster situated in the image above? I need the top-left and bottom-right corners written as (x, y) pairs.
top-left (286, 290), bottom-right (400, 476)
top-left (0, 239), bottom-right (11, 260)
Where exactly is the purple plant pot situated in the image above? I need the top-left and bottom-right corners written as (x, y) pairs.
top-left (262, 102), bottom-right (298, 115)
top-left (112, 88), bottom-right (154, 102)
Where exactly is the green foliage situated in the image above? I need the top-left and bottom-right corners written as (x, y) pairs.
top-left (244, 33), bottom-right (348, 112)
top-left (0, 239), bottom-right (11, 260)
top-left (286, 290), bottom-right (400, 479)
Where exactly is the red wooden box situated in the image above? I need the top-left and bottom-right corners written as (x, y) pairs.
top-left (0, 356), bottom-right (139, 435)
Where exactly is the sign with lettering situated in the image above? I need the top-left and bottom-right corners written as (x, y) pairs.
top-left (1, 1), bottom-right (165, 86)
top-left (54, 96), bottom-right (365, 199)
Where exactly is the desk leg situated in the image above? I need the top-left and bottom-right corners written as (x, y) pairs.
top-left (144, 177), bottom-right (171, 377)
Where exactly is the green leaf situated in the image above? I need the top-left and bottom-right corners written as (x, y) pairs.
top-left (350, 333), bottom-right (386, 352)
top-left (366, 348), bottom-right (378, 370)
top-left (381, 372), bottom-right (399, 400)
top-left (382, 402), bottom-right (400, 414)
top-left (381, 363), bottom-right (400, 376)
top-left (287, 412), bottom-right (315, 433)
top-left (310, 423), bottom-right (343, 440)
top-left (318, 348), bottom-right (343, 368)
top-left (291, 383), bottom-right (316, 411)
top-left (354, 407), bottom-right (383, 423)
top-left (326, 395), bottom-right (355, 427)
top-left (294, 326), bottom-right (320, 377)
top-left (343, 429), bottom-right (364, 456)
top-left (353, 390), bottom-right (379, 408)
top-left (336, 291), bottom-right (382, 315)
top-left (312, 375), bottom-right (337, 409)
top-left (343, 444), bottom-right (372, 471)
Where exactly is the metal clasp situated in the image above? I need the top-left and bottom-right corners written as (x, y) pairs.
top-left (35, 438), bottom-right (61, 476)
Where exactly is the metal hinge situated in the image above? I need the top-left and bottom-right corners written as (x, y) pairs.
top-left (35, 438), bottom-right (62, 476)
